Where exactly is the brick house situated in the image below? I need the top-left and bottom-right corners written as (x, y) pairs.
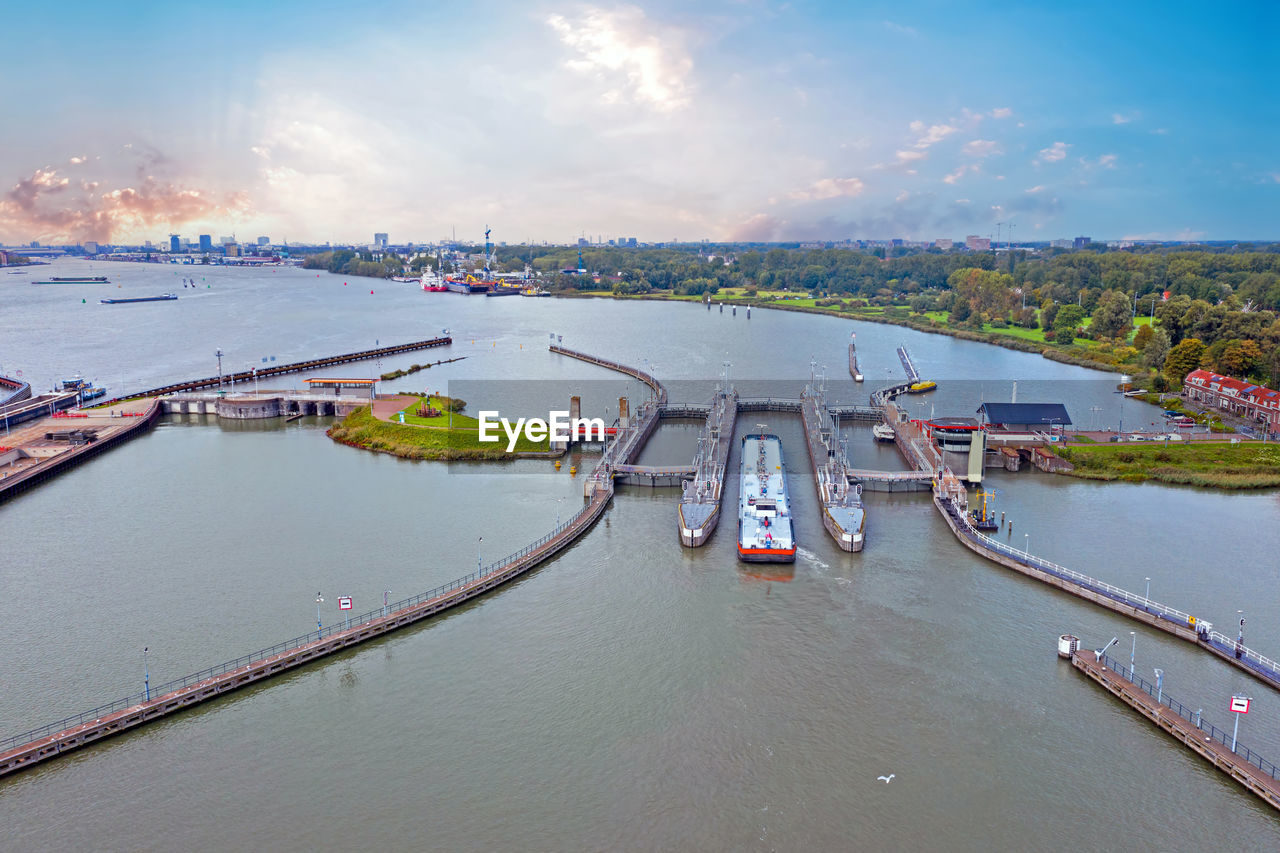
top-left (1183, 369), bottom-right (1280, 432)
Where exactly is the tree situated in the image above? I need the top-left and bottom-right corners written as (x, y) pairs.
top-left (1142, 327), bottom-right (1171, 369)
top-left (1219, 339), bottom-right (1264, 377)
top-left (1053, 304), bottom-right (1088, 342)
top-left (1089, 289), bottom-right (1133, 340)
top-left (1040, 298), bottom-right (1059, 330)
top-left (1132, 323), bottom-right (1153, 352)
top-left (1163, 338), bottom-right (1206, 382)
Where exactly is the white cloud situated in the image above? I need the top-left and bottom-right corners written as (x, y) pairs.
top-left (883, 21), bottom-right (917, 36)
top-left (1025, 185), bottom-right (1046, 194)
top-left (896, 149), bottom-right (926, 164)
top-left (1112, 112), bottom-right (1137, 124)
top-left (1098, 153), bottom-right (1118, 169)
top-left (989, 107), bottom-right (1012, 119)
top-left (943, 164), bottom-right (979, 185)
top-left (788, 177), bottom-right (865, 201)
top-left (909, 121), bottom-right (959, 149)
top-left (68, 156), bottom-right (86, 165)
top-left (895, 189), bottom-right (910, 203)
top-left (547, 6), bottom-right (694, 112)
top-left (1036, 142), bottom-right (1069, 164)
top-left (962, 139), bottom-right (1001, 158)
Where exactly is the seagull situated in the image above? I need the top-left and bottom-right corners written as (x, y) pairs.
top-left (877, 774), bottom-right (895, 784)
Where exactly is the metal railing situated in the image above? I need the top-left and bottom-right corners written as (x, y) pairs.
top-left (1, 496), bottom-right (606, 755)
top-left (1098, 653), bottom-right (1280, 782)
top-left (939, 496), bottom-right (1280, 689)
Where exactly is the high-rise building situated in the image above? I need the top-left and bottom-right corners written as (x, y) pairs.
top-left (374, 232), bottom-right (389, 249)
top-left (257, 236), bottom-right (269, 246)
top-left (965, 235), bottom-right (990, 251)
top-left (1073, 236), bottom-right (1092, 249)
top-left (934, 238), bottom-right (953, 250)
top-left (83, 241), bottom-right (99, 254)
top-left (226, 243), bottom-right (241, 257)
top-left (169, 234), bottom-right (181, 253)
top-left (199, 234), bottom-right (213, 252)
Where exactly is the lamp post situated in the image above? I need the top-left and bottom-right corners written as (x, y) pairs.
top-left (316, 592), bottom-right (324, 633)
top-left (144, 646), bottom-right (150, 702)
top-left (1236, 610), bottom-right (1246, 659)
top-left (1144, 576), bottom-right (1151, 602)
top-left (1154, 668), bottom-right (1164, 704)
top-left (555, 496), bottom-right (565, 528)
top-left (383, 589), bottom-right (390, 619)
top-left (215, 349), bottom-right (223, 390)
top-left (1129, 631), bottom-right (1137, 681)
top-left (477, 536), bottom-right (483, 580)
top-left (1119, 374), bottom-right (1130, 434)
top-left (1024, 532), bottom-right (1029, 557)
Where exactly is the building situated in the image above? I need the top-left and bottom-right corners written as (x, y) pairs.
top-left (199, 235), bottom-right (213, 252)
top-left (977, 402), bottom-right (1072, 432)
top-left (82, 241), bottom-right (99, 254)
top-left (965, 235), bottom-right (990, 251)
top-left (374, 233), bottom-right (389, 249)
top-left (934, 238), bottom-right (953, 250)
top-left (1073, 236), bottom-right (1092, 249)
top-left (257, 236), bottom-right (270, 246)
top-left (1183, 370), bottom-right (1280, 432)
top-left (1050, 239), bottom-right (1073, 249)
top-left (169, 234), bottom-right (181, 253)
top-left (225, 243), bottom-right (241, 257)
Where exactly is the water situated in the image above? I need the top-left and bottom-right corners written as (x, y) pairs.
top-left (1, 260), bottom-right (1279, 850)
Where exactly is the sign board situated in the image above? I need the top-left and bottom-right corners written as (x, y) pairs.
top-left (1230, 695), bottom-right (1251, 714)
top-left (338, 596), bottom-right (353, 611)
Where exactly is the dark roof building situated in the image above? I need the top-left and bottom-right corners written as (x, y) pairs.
top-left (977, 402), bottom-right (1072, 430)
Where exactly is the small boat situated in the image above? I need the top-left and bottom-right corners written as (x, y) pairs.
top-left (521, 287), bottom-right (551, 297)
top-left (61, 376), bottom-right (87, 391)
top-left (79, 385), bottom-right (106, 402)
top-left (907, 380), bottom-right (937, 394)
top-left (872, 423), bottom-right (896, 442)
top-left (100, 293), bottom-right (177, 304)
top-left (50, 275), bottom-right (109, 282)
top-left (484, 285), bottom-right (522, 297)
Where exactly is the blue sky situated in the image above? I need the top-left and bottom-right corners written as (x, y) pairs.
top-left (1, 0), bottom-right (1276, 244)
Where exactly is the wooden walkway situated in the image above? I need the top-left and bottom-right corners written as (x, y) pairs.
top-left (1072, 649), bottom-right (1280, 812)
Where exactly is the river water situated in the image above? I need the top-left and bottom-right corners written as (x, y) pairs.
top-left (1, 260), bottom-right (1278, 850)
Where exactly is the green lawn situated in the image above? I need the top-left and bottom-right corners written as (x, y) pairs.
top-left (329, 404), bottom-right (551, 459)
top-left (1055, 441), bottom-right (1280, 488)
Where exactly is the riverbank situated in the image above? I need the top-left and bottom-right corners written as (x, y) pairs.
top-left (568, 289), bottom-right (1138, 377)
top-left (1053, 441), bottom-right (1280, 488)
top-left (327, 403), bottom-right (556, 460)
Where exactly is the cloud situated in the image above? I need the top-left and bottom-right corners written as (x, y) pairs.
top-left (68, 156), bottom-right (86, 165)
top-left (1112, 112), bottom-right (1138, 124)
top-left (943, 164), bottom-right (979, 185)
top-left (1097, 153), bottom-right (1118, 169)
top-left (989, 107), bottom-right (1012, 119)
top-left (1025, 185), bottom-right (1046, 194)
top-left (0, 160), bottom-right (249, 244)
top-left (547, 6), bottom-right (693, 112)
top-left (729, 212), bottom-right (784, 241)
top-left (788, 177), bottom-right (865, 201)
top-left (896, 149), bottom-right (926, 164)
top-left (962, 139), bottom-right (1001, 158)
top-left (909, 120), bottom-right (959, 149)
top-left (883, 21), bottom-right (917, 36)
top-left (1035, 142), bottom-right (1069, 164)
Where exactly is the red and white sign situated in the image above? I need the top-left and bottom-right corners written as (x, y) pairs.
top-left (1230, 695), bottom-right (1251, 714)
top-left (338, 596), bottom-right (353, 611)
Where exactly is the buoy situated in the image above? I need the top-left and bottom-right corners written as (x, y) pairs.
top-left (569, 466), bottom-right (577, 475)
top-left (371, 290), bottom-right (374, 294)
top-left (554, 460), bottom-right (561, 470)
top-left (81, 298), bottom-right (86, 303)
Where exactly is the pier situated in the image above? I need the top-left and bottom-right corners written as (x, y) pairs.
top-left (103, 336), bottom-right (452, 403)
top-left (800, 376), bottom-right (865, 551)
top-left (848, 333), bottom-right (863, 381)
top-left (678, 385), bottom-right (737, 546)
top-left (896, 344), bottom-right (921, 384)
top-left (1071, 646), bottom-right (1280, 812)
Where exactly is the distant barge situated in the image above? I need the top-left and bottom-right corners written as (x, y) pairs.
top-left (100, 293), bottom-right (177, 304)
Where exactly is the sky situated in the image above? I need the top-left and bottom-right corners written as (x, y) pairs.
top-left (1, 0), bottom-right (1276, 245)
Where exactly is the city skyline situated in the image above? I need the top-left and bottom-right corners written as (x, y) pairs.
top-left (1, 1), bottom-right (1276, 246)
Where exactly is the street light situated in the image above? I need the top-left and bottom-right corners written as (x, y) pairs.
top-left (1236, 610), bottom-right (1246, 659)
top-left (383, 589), bottom-right (390, 619)
top-left (316, 592), bottom-right (324, 633)
top-left (144, 646), bottom-right (150, 702)
top-left (477, 536), bottom-right (483, 580)
top-left (1154, 668), bottom-right (1164, 704)
top-left (1024, 532), bottom-right (1029, 556)
top-left (1129, 631), bottom-right (1137, 681)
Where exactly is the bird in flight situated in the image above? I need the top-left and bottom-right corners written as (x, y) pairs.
top-left (877, 774), bottom-right (895, 784)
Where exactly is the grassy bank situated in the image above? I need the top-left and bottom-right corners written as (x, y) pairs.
top-left (1054, 442), bottom-right (1280, 488)
top-left (582, 289), bottom-right (1142, 377)
top-left (326, 405), bottom-right (553, 460)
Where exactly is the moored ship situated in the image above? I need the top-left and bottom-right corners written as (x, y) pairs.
top-left (100, 293), bottom-right (177, 304)
top-left (737, 433), bottom-right (796, 562)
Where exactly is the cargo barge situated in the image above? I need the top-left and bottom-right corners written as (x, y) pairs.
top-left (100, 293), bottom-right (177, 304)
top-left (737, 433), bottom-right (796, 562)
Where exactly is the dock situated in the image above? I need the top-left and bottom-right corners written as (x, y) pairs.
top-left (848, 333), bottom-right (863, 381)
top-left (1070, 646), bottom-right (1280, 812)
top-left (800, 381), bottom-right (865, 551)
top-left (678, 386), bottom-right (737, 546)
